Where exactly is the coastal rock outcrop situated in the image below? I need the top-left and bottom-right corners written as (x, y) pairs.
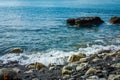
top-left (67, 16), bottom-right (104, 27)
top-left (109, 16), bottom-right (120, 24)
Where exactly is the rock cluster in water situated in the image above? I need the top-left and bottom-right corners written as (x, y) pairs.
top-left (0, 48), bottom-right (120, 80)
top-left (67, 16), bottom-right (120, 27)
top-left (67, 16), bottom-right (104, 27)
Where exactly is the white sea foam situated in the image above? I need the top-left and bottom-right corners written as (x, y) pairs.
top-left (105, 22), bottom-right (112, 25)
top-left (0, 45), bottom-right (120, 66)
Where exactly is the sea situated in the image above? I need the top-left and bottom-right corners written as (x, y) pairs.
top-left (0, 1), bottom-right (120, 65)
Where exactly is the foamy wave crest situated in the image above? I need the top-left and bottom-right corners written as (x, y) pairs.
top-left (0, 45), bottom-right (120, 66)
top-left (105, 22), bottom-right (112, 25)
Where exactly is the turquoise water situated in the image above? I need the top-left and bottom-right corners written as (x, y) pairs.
top-left (0, 1), bottom-right (120, 65)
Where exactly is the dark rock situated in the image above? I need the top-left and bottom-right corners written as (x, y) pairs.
top-left (8, 48), bottom-right (23, 53)
top-left (0, 68), bottom-right (21, 80)
top-left (75, 17), bottom-right (104, 26)
top-left (67, 16), bottom-right (104, 27)
top-left (109, 17), bottom-right (120, 24)
top-left (67, 18), bottom-right (75, 26)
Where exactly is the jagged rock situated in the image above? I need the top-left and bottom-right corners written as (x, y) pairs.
top-left (34, 62), bottom-right (46, 70)
top-left (0, 68), bottom-right (21, 80)
top-left (69, 53), bottom-right (86, 62)
top-left (8, 48), bottom-right (23, 53)
top-left (67, 16), bottom-right (104, 27)
top-left (109, 16), bottom-right (120, 24)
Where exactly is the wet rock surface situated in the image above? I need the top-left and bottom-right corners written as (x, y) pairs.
top-left (67, 16), bottom-right (104, 27)
top-left (6, 48), bottom-right (23, 53)
top-left (0, 48), bottom-right (120, 80)
top-left (109, 16), bottom-right (120, 24)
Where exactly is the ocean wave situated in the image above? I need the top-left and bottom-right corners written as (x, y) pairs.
top-left (0, 45), bottom-right (119, 66)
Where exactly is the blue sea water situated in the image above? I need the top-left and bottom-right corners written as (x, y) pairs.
top-left (0, 1), bottom-right (120, 65)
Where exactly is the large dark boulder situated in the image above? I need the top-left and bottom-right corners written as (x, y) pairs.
top-left (109, 17), bottom-right (120, 24)
top-left (67, 17), bottom-right (104, 27)
top-left (67, 18), bottom-right (75, 26)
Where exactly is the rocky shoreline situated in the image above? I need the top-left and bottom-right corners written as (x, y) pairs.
top-left (0, 48), bottom-right (120, 80)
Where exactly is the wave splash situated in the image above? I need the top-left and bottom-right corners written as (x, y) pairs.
top-left (0, 45), bottom-right (119, 66)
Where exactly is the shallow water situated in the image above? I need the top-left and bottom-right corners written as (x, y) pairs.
top-left (0, 1), bottom-right (120, 65)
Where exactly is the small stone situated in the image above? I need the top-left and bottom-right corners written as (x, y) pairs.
top-left (63, 75), bottom-right (70, 79)
top-left (79, 58), bottom-right (88, 63)
top-left (62, 69), bottom-right (72, 75)
top-left (92, 58), bottom-right (102, 63)
top-left (85, 68), bottom-right (101, 75)
top-left (25, 63), bottom-right (35, 69)
top-left (24, 69), bottom-right (33, 74)
top-left (76, 63), bottom-right (88, 71)
top-left (49, 67), bottom-right (55, 70)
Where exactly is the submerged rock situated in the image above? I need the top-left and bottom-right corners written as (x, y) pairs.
top-left (7, 48), bottom-right (23, 53)
top-left (109, 16), bottom-right (120, 24)
top-left (67, 16), bottom-right (104, 27)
